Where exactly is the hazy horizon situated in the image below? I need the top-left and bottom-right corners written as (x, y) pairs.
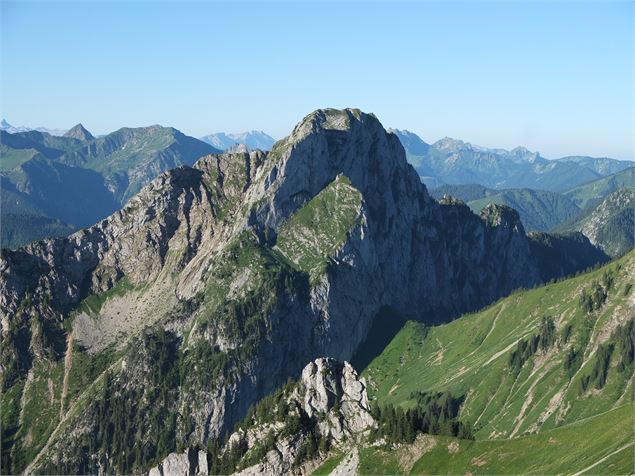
top-left (2, 1), bottom-right (633, 160)
top-left (3, 113), bottom-right (635, 162)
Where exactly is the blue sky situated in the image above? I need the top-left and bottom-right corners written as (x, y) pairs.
top-left (1, 1), bottom-right (633, 159)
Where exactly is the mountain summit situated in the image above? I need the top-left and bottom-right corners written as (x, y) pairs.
top-left (63, 123), bottom-right (95, 141)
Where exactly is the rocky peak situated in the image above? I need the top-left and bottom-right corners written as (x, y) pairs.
top-left (481, 203), bottom-right (522, 228)
top-left (438, 193), bottom-right (466, 206)
top-left (254, 107), bottom-right (427, 233)
top-left (145, 359), bottom-right (376, 476)
top-left (510, 146), bottom-right (541, 163)
top-left (432, 136), bottom-right (469, 152)
top-left (63, 123), bottom-right (95, 141)
top-left (480, 203), bottom-right (525, 232)
top-left (218, 358), bottom-right (375, 475)
top-left (298, 358), bottom-right (374, 432)
top-left (227, 143), bottom-right (250, 153)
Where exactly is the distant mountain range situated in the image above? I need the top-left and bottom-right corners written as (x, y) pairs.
top-left (1, 124), bottom-right (219, 248)
top-left (430, 185), bottom-right (581, 232)
top-left (391, 129), bottom-right (634, 192)
top-left (1, 118), bottom-right (67, 136)
top-left (200, 130), bottom-right (276, 151)
top-left (3, 120), bottom-right (631, 254)
top-left (430, 168), bottom-right (634, 255)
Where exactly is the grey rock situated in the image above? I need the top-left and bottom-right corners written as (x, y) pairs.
top-left (231, 358), bottom-right (375, 476)
top-left (148, 449), bottom-right (207, 476)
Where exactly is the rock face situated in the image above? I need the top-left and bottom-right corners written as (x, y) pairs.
top-left (572, 188), bottom-right (635, 257)
top-left (300, 359), bottom-right (375, 440)
top-left (228, 358), bottom-right (375, 476)
top-left (0, 108), bottom-right (608, 475)
top-left (148, 449), bottom-right (208, 476)
top-left (63, 123), bottom-right (95, 141)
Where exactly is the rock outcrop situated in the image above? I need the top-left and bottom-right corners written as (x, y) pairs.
top-left (299, 359), bottom-right (375, 440)
top-left (0, 108), bottom-right (608, 475)
top-left (148, 449), bottom-right (207, 476)
top-left (228, 358), bottom-right (375, 476)
top-left (572, 188), bottom-right (635, 257)
top-left (63, 123), bottom-right (95, 141)
top-left (150, 358), bottom-right (374, 476)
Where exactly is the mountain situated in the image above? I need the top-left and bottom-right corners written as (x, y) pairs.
top-left (471, 188), bottom-right (580, 232)
top-left (1, 126), bottom-right (219, 248)
top-left (63, 123), bottom-right (95, 141)
top-left (388, 129), bottom-right (430, 156)
top-left (0, 108), bottom-right (608, 475)
top-left (389, 129), bottom-right (439, 186)
top-left (199, 131), bottom-right (237, 150)
top-left (394, 130), bottom-right (634, 192)
top-left (53, 125), bottom-right (221, 203)
top-left (431, 184), bottom-right (581, 232)
top-left (557, 155), bottom-right (634, 176)
top-left (200, 130), bottom-right (276, 151)
top-left (563, 167), bottom-right (635, 210)
top-left (0, 129), bottom-right (84, 171)
top-left (557, 189), bottom-right (635, 257)
top-left (425, 140), bottom-right (601, 191)
top-left (0, 119), bottom-right (67, 136)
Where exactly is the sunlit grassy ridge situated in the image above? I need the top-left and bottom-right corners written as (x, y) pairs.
top-left (347, 404), bottom-right (632, 475)
top-left (276, 174), bottom-right (362, 283)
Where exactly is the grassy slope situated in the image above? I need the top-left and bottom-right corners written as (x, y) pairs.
top-left (355, 404), bottom-right (632, 475)
top-left (275, 174), bottom-right (362, 283)
top-left (0, 147), bottom-right (40, 171)
top-left (356, 252), bottom-right (634, 474)
top-left (311, 451), bottom-right (345, 475)
top-left (410, 404), bottom-right (633, 475)
top-left (365, 251), bottom-right (634, 439)
top-left (564, 167), bottom-right (635, 209)
top-left (4, 361), bottom-right (66, 470)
